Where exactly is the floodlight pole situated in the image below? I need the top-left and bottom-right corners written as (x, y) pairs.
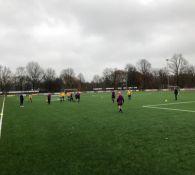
top-left (166, 59), bottom-right (170, 89)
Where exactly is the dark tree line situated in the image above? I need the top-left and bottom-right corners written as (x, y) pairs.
top-left (0, 54), bottom-right (195, 93)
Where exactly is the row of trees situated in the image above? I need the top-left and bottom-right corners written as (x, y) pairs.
top-left (92, 54), bottom-right (195, 89)
top-left (0, 62), bottom-right (86, 92)
top-left (0, 54), bottom-right (195, 93)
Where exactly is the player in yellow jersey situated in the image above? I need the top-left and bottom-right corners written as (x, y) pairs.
top-left (127, 89), bottom-right (132, 100)
top-left (28, 94), bottom-right (33, 103)
top-left (61, 92), bottom-right (65, 101)
top-left (59, 92), bottom-right (65, 102)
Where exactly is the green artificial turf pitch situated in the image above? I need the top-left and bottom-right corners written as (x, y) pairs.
top-left (0, 91), bottom-right (195, 175)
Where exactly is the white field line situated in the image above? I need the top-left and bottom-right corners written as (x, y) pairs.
top-left (143, 101), bottom-right (195, 107)
top-left (142, 100), bottom-right (195, 113)
top-left (143, 106), bottom-right (195, 113)
top-left (0, 96), bottom-right (6, 138)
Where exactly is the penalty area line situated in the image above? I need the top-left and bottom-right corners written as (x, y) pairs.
top-left (143, 101), bottom-right (195, 107)
top-left (0, 96), bottom-right (6, 139)
top-left (142, 106), bottom-right (195, 113)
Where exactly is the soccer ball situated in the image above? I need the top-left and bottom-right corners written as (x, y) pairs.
top-left (165, 99), bottom-right (168, 102)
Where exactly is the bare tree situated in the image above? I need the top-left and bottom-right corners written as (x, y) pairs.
top-left (113, 69), bottom-right (127, 89)
top-left (179, 65), bottom-right (195, 88)
top-left (15, 66), bottom-right (27, 90)
top-left (77, 73), bottom-right (85, 83)
top-left (102, 68), bottom-right (114, 87)
top-left (186, 65), bottom-right (195, 76)
top-left (60, 68), bottom-right (76, 88)
top-left (43, 68), bottom-right (56, 92)
top-left (137, 59), bottom-right (151, 75)
top-left (158, 68), bottom-right (169, 89)
top-left (168, 54), bottom-right (188, 86)
top-left (92, 75), bottom-right (101, 83)
top-left (125, 64), bottom-right (136, 72)
top-left (1, 54), bottom-right (195, 91)
top-left (77, 73), bottom-right (85, 90)
top-left (92, 75), bottom-right (102, 88)
top-left (0, 65), bottom-right (12, 93)
top-left (26, 61), bottom-right (44, 90)
top-left (137, 59), bottom-right (152, 89)
top-left (125, 64), bottom-right (140, 87)
top-left (44, 68), bottom-right (56, 81)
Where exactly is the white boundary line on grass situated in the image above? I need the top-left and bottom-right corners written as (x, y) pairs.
top-left (143, 101), bottom-right (195, 107)
top-left (143, 106), bottom-right (195, 113)
top-left (0, 96), bottom-right (6, 138)
top-left (143, 101), bottom-right (195, 113)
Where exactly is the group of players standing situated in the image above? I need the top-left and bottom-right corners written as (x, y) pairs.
top-left (46, 90), bottom-right (81, 104)
top-left (19, 89), bottom-right (132, 113)
top-left (19, 88), bottom-right (179, 113)
top-left (19, 90), bottom-right (81, 107)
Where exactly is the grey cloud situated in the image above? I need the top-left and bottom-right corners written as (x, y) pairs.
top-left (0, 0), bottom-right (195, 80)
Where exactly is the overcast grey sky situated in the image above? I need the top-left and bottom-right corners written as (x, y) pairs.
top-left (0, 0), bottom-right (195, 80)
